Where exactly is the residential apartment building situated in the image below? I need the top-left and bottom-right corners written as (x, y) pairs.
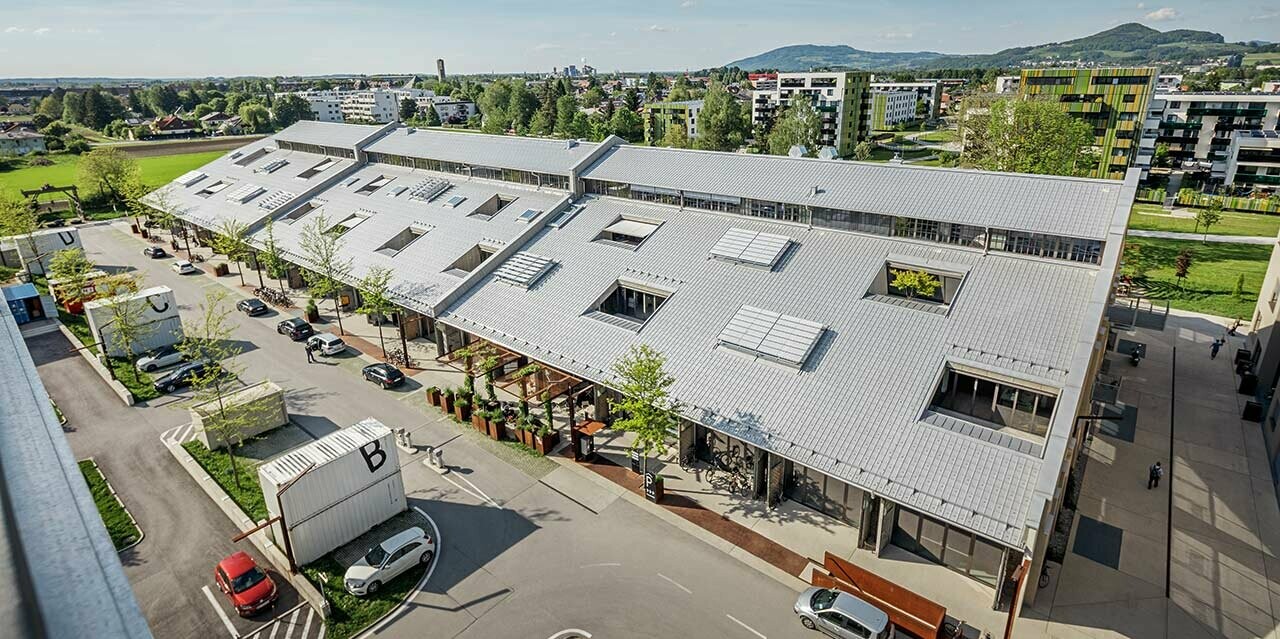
top-left (1226, 130), bottom-right (1280, 192)
top-left (870, 80), bottom-right (942, 118)
top-left (994, 75), bottom-right (1020, 94)
top-left (1019, 67), bottom-right (1157, 179)
top-left (290, 88), bottom-right (438, 124)
top-left (643, 100), bottom-right (703, 144)
top-left (748, 72), bottom-right (777, 92)
top-left (1156, 74), bottom-right (1184, 91)
top-left (751, 71), bottom-right (872, 157)
top-left (150, 120), bottom-right (1133, 623)
top-left (1247, 230), bottom-right (1280, 484)
top-left (430, 98), bottom-right (478, 125)
top-left (1136, 92), bottom-right (1280, 187)
top-left (870, 90), bottom-right (918, 130)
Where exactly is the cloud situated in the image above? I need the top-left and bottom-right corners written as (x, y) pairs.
top-left (1144, 7), bottom-right (1178, 21)
top-left (881, 32), bottom-right (914, 40)
top-left (1251, 12), bottom-right (1278, 20)
top-left (69, 27), bottom-right (102, 34)
top-left (32, 27), bottom-right (51, 36)
top-left (4, 26), bottom-right (24, 33)
top-left (533, 42), bottom-right (562, 51)
top-left (647, 24), bottom-right (674, 32)
top-left (1136, 2), bottom-right (1145, 8)
top-left (680, 0), bottom-right (696, 7)
top-left (608, 31), bottom-right (617, 37)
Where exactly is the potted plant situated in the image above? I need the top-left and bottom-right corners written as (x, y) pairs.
top-left (425, 386), bottom-right (441, 407)
top-left (440, 387), bottom-right (455, 415)
top-left (533, 420), bottom-right (560, 455)
top-left (471, 405), bottom-right (488, 432)
top-left (453, 392), bottom-right (472, 423)
top-left (304, 298), bottom-right (320, 323)
top-left (487, 408), bottom-right (506, 441)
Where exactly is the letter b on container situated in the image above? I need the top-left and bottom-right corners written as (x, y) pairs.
top-left (360, 440), bottom-right (387, 473)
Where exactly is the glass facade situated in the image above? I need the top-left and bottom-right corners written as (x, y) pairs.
top-left (276, 140), bottom-right (354, 159)
top-left (786, 462), bottom-right (864, 528)
top-left (364, 152), bottom-right (570, 190)
top-left (599, 284), bottom-right (667, 322)
top-left (891, 505), bottom-right (1006, 587)
top-left (582, 179), bottom-right (1102, 265)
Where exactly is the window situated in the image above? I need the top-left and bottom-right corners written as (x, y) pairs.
top-left (892, 504), bottom-right (1009, 588)
top-left (196, 180), bottom-right (233, 198)
top-left (356, 175), bottom-right (395, 196)
top-left (233, 146), bottom-right (272, 167)
top-left (469, 193), bottom-right (517, 220)
top-left (297, 158), bottom-right (338, 179)
top-left (375, 225), bottom-right (430, 257)
top-left (597, 281), bottom-right (669, 324)
top-left (445, 244), bottom-right (497, 275)
top-left (595, 217), bottom-right (661, 248)
top-left (931, 367), bottom-right (1057, 439)
top-left (327, 211), bottom-right (372, 236)
top-left (284, 199), bottom-right (323, 223)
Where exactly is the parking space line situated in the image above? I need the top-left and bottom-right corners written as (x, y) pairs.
top-left (726, 614), bottom-right (767, 639)
top-left (267, 619), bottom-right (281, 639)
top-left (456, 473), bottom-right (501, 508)
top-left (657, 572), bottom-right (692, 594)
top-left (201, 585), bottom-right (240, 639)
top-left (281, 607), bottom-right (302, 639)
top-left (299, 607), bottom-right (314, 639)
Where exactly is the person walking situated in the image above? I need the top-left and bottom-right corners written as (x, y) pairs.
top-left (305, 342), bottom-right (316, 364)
top-left (1147, 461), bottom-right (1163, 489)
top-left (1228, 318), bottom-right (1242, 336)
top-left (1211, 338), bottom-right (1223, 359)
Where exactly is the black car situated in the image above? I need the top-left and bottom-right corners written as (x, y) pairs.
top-left (143, 246), bottom-right (167, 259)
top-left (362, 363), bottom-right (405, 389)
top-left (276, 317), bottom-right (315, 341)
top-left (237, 298), bottom-right (268, 316)
top-left (153, 361), bottom-right (211, 394)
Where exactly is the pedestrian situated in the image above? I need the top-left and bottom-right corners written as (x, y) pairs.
top-left (1211, 338), bottom-right (1223, 359)
top-left (305, 342), bottom-right (315, 364)
top-left (1147, 461), bottom-right (1163, 489)
top-left (1228, 318), bottom-right (1242, 336)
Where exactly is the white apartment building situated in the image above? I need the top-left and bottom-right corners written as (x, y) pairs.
top-left (751, 71), bottom-right (872, 156)
top-left (871, 90), bottom-right (918, 129)
top-left (1225, 130), bottom-right (1280, 193)
top-left (1136, 92), bottom-right (1280, 186)
top-left (1156, 74), bottom-right (1183, 91)
top-left (291, 88), bottom-right (438, 124)
top-left (869, 80), bottom-right (942, 118)
top-left (994, 75), bottom-right (1020, 94)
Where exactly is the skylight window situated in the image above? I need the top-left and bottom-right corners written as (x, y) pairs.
top-left (443, 195), bottom-right (467, 208)
top-left (717, 305), bottom-right (825, 369)
top-left (233, 147), bottom-right (271, 167)
top-left (375, 224), bottom-right (432, 257)
top-left (257, 190), bottom-right (296, 211)
top-left (327, 210), bottom-right (372, 236)
top-left (226, 184), bottom-right (266, 204)
top-left (297, 158), bottom-right (338, 180)
top-left (493, 252), bottom-right (555, 288)
top-left (386, 185), bottom-right (408, 197)
top-left (256, 158), bottom-right (289, 174)
top-left (469, 194), bottom-right (517, 220)
top-left (444, 244), bottom-right (498, 276)
top-left (283, 199), bottom-right (325, 223)
top-left (865, 260), bottom-right (967, 314)
top-left (342, 177), bottom-right (361, 188)
top-left (595, 216), bottom-right (661, 248)
top-left (547, 205), bottom-right (581, 229)
top-left (710, 228), bottom-right (793, 269)
top-left (586, 279), bottom-right (673, 331)
top-left (516, 208), bottom-right (543, 223)
top-left (174, 170), bottom-right (207, 187)
top-left (356, 175), bottom-right (394, 196)
top-left (196, 180), bottom-right (234, 198)
top-left (407, 178), bottom-right (451, 202)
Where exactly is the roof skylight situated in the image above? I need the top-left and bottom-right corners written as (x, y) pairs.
top-left (226, 184), bottom-right (266, 204)
top-left (516, 208), bottom-right (543, 223)
top-left (256, 158), bottom-right (289, 174)
top-left (257, 190), bottom-right (297, 211)
top-left (174, 170), bottom-right (207, 187)
top-left (443, 195), bottom-right (467, 208)
top-left (709, 228), bottom-right (793, 269)
top-left (493, 252), bottom-right (555, 288)
top-left (717, 305), bottom-right (825, 369)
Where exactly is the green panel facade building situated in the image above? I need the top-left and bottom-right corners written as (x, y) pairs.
top-left (644, 100), bottom-right (703, 145)
top-left (1019, 68), bottom-right (1156, 180)
top-left (751, 71), bottom-right (872, 157)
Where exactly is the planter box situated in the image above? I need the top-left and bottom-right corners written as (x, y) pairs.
top-left (471, 413), bottom-right (487, 432)
top-left (488, 419), bottom-right (506, 441)
top-left (453, 403), bottom-right (471, 422)
top-left (440, 395), bottom-right (454, 415)
top-left (304, 308), bottom-right (320, 323)
top-left (425, 388), bottom-right (441, 407)
top-left (533, 431), bottom-right (560, 455)
top-left (213, 263), bottom-right (229, 277)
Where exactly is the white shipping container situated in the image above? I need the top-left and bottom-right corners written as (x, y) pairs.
top-left (9, 227), bottom-right (82, 272)
top-left (259, 419), bottom-right (405, 564)
top-left (83, 286), bottom-right (184, 358)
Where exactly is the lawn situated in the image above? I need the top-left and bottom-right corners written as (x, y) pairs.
top-left (78, 459), bottom-right (141, 550)
top-left (58, 310), bottom-right (160, 400)
top-left (866, 147), bottom-right (933, 162)
top-left (1245, 52), bottom-right (1280, 66)
top-left (59, 309), bottom-right (95, 350)
top-left (303, 555), bottom-right (427, 639)
top-left (0, 150), bottom-right (224, 201)
top-left (1128, 203), bottom-right (1280, 237)
top-left (916, 129), bottom-right (959, 144)
top-left (1125, 237), bottom-right (1270, 319)
top-left (182, 440), bottom-right (268, 521)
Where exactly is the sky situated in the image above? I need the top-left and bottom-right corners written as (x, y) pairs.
top-left (0, 0), bottom-right (1276, 79)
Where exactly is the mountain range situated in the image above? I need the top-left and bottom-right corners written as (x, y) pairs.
top-left (727, 23), bottom-right (1267, 72)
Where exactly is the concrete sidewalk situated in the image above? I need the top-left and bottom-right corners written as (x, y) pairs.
top-left (1023, 309), bottom-right (1280, 639)
top-left (1126, 230), bottom-right (1274, 245)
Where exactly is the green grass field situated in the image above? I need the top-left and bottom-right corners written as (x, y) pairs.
top-left (304, 556), bottom-right (427, 639)
top-left (0, 150), bottom-right (223, 200)
top-left (1127, 203), bottom-right (1280, 237)
top-left (1244, 52), bottom-right (1280, 66)
top-left (916, 129), bottom-right (959, 144)
top-left (182, 440), bottom-right (268, 521)
top-left (1125, 237), bottom-right (1270, 319)
top-left (79, 460), bottom-right (141, 550)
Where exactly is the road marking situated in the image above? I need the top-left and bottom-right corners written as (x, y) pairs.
top-left (281, 607), bottom-right (302, 639)
top-left (299, 607), bottom-right (313, 639)
top-left (657, 572), bottom-right (692, 594)
top-left (546, 631), bottom-right (593, 639)
top-left (355, 506), bottom-right (442, 639)
top-left (579, 562), bottom-right (621, 569)
top-left (201, 585), bottom-right (240, 639)
top-left (726, 614), bottom-right (767, 639)
top-left (434, 470), bottom-right (501, 508)
top-left (456, 473), bottom-right (501, 508)
top-left (267, 619), bottom-right (281, 639)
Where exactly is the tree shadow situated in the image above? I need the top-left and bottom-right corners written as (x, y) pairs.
top-left (404, 496), bottom-right (547, 595)
top-left (283, 386), bottom-right (332, 413)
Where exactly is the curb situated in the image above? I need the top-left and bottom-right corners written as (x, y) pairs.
top-left (80, 457), bottom-right (145, 554)
top-left (352, 505), bottom-right (442, 639)
top-left (56, 321), bottom-right (135, 406)
top-left (162, 430), bottom-right (332, 618)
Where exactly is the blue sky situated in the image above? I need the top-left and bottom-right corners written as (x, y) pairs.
top-left (0, 0), bottom-right (1276, 78)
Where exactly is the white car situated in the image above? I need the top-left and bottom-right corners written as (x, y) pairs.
top-left (135, 344), bottom-right (186, 372)
top-left (306, 333), bottom-right (347, 356)
top-left (172, 260), bottom-right (197, 275)
top-left (344, 527), bottom-right (435, 595)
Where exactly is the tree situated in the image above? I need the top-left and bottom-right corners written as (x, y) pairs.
top-left (1153, 143), bottom-right (1171, 168)
top-left (553, 94), bottom-right (579, 138)
top-left (1195, 198), bottom-right (1223, 243)
top-left (178, 289), bottom-right (253, 488)
top-left (610, 344), bottom-right (681, 475)
top-left (212, 219), bottom-right (251, 286)
top-left (259, 219), bottom-right (289, 295)
top-left (299, 213), bottom-right (354, 334)
top-left (423, 105), bottom-right (442, 127)
top-left (622, 88), bottom-right (642, 113)
top-left (1233, 274), bottom-right (1245, 300)
top-left (853, 141), bottom-right (874, 161)
top-left (36, 94), bottom-right (63, 120)
top-left (767, 99), bottom-right (820, 156)
top-left (399, 97), bottom-right (418, 122)
top-left (658, 122), bottom-right (690, 148)
top-left (48, 248), bottom-right (94, 306)
top-left (607, 107), bottom-right (644, 142)
top-left (692, 81), bottom-right (747, 152)
top-left (78, 147), bottom-right (140, 209)
top-left (963, 98), bottom-right (1096, 177)
top-left (238, 103), bottom-right (271, 133)
top-left (144, 84), bottom-right (182, 117)
top-left (890, 269), bottom-right (941, 299)
top-left (0, 195), bottom-right (43, 276)
top-left (355, 266), bottom-right (396, 357)
top-left (1174, 249), bottom-right (1193, 288)
top-left (100, 277), bottom-right (153, 383)
top-left (272, 94), bottom-right (312, 129)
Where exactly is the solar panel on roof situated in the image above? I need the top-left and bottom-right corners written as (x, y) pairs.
top-left (386, 185), bottom-right (408, 197)
top-left (492, 252), bottom-right (555, 289)
top-left (547, 205), bottom-right (580, 229)
top-left (718, 305), bottom-right (824, 368)
top-left (257, 190), bottom-right (297, 211)
top-left (407, 178), bottom-right (451, 202)
top-left (256, 158), bottom-right (289, 174)
top-left (709, 228), bottom-right (792, 268)
top-left (226, 184), bottom-right (266, 204)
top-left (443, 195), bottom-right (467, 208)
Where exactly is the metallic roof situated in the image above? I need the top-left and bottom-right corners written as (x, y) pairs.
top-left (273, 120), bottom-right (385, 148)
top-left (364, 127), bottom-right (600, 176)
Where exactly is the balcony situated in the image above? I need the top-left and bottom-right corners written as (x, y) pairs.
top-left (1238, 174), bottom-right (1280, 185)
top-left (1158, 121), bottom-right (1202, 130)
top-left (1187, 106), bottom-right (1267, 117)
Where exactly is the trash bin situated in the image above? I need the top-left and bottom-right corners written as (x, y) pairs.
top-left (1240, 373), bottom-right (1258, 396)
top-left (1243, 401), bottom-right (1263, 422)
top-left (1234, 348), bottom-right (1251, 366)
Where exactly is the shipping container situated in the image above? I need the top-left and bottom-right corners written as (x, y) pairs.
top-left (8, 226), bottom-right (82, 272)
top-left (83, 285), bottom-right (184, 358)
top-left (258, 419), bottom-right (406, 566)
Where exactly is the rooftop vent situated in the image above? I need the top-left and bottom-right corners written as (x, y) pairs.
top-left (407, 178), bottom-right (451, 202)
top-left (257, 190), bottom-right (297, 211)
top-left (174, 171), bottom-right (207, 187)
top-left (226, 184), bottom-right (266, 204)
top-left (566, 140), bottom-right (578, 149)
top-left (788, 145), bottom-right (807, 158)
top-left (817, 146), bottom-right (838, 160)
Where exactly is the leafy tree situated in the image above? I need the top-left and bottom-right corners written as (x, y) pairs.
top-left (622, 88), bottom-right (642, 112)
top-left (853, 140), bottom-right (874, 161)
top-left (144, 84), bottom-right (182, 116)
top-left (299, 212), bottom-right (354, 334)
top-left (1153, 143), bottom-right (1171, 168)
top-left (36, 94), bottom-right (63, 120)
top-left (178, 289), bottom-right (254, 488)
top-left (62, 91), bottom-right (86, 125)
top-left (1121, 241), bottom-right (1154, 280)
top-left (272, 94), bottom-right (312, 129)
top-left (238, 103), bottom-right (271, 133)
top-left (1233, 274), bottom-right (1245, 300)
top-left (507, 83), bottom-right (539, 132)
top-left (1195, 198), bottom-right (1223, 243)
top-left (423, 105), bottom-right (442, 127)
top-left (193, 103), bottom-right (213, 119)
top-left (767, 99), bottom-right (820, 156)
top-left (78, 147), bottom-right (140, 209)
top-left (964, 98), bottom-right (1096, 177)
top-left (890, 269), bottom-right (940, 299)
top-left (607, 107), bottom-right (644, 143)
top-left (212, 219), bottom-right (251, 286)
top-left (355, 266), bottom-right (396, 357)
top-left (580, 86), bottom-right (606, 109)
top-left (48, 248), bottom-right (94, 306)
top-left (399, 97), bottom-right (418, 122)
top-left (659, 122), bottom-right (690, 148)
top-left (692, 81), bottom-right (747, 152)
top-left (610, 344), bottom-right (682, 475)
top-left (569, 111), bottom-right (593, 140)
top-left (1174, 249), bottom-right (1193, 288)
top-left (0, 195), bottom-right (43, 275)
top-left (259, 219), bottom-right (289, 294)
top-left (553, 95), bottom-right (579, 138)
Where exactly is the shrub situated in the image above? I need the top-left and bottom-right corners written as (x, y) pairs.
top-left (65, 139), bottom-right (91, 155)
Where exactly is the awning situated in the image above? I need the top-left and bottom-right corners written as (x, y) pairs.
top-left (603, 219), bottom-right (658, 239)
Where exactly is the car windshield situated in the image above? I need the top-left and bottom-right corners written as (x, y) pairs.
top-left (811, 589), bottom-right (839, 612)
top-left (364, 545), bottom-right (389, 567)
top-left (231, 567), bottom-right (267, 593)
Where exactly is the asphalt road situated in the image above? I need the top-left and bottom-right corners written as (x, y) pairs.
top-left (66, 221), bottom-right (814, 639)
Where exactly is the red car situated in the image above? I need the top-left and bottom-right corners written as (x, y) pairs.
top-left (214, 551), bottom-right (278, 617)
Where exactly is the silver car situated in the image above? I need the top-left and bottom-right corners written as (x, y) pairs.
top-left (795, 587), bottom-right (891, 639)
top-left (343, 527), bottom-right (435, 596)
top-left (135, 344), bottom-right (186, 372)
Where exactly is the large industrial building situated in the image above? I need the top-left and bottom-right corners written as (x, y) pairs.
top-left (148, 120), bottom-right (1133, 620)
